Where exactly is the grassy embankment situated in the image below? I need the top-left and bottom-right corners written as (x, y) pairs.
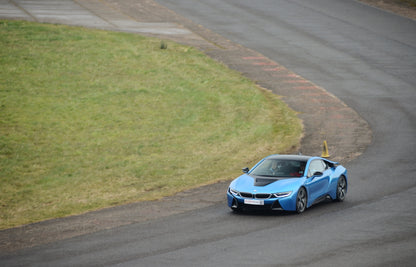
top-left (0, 20), bottom-right (302, 229)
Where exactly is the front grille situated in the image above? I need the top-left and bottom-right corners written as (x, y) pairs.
top-left (255, 193), bottom-right (271, 199)
top-left (240, 192), bottom-right (253, 198)
top-left (239, 192), bottom-right (272, 199)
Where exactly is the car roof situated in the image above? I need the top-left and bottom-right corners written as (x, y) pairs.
top-left (265, 154), bottom-right (312, 162)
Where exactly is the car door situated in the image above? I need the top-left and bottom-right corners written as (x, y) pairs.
top-left (305, 159), bottom-right (330, 205)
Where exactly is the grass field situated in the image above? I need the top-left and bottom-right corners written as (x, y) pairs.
top-left (0, 20), bottom-right (302, 229)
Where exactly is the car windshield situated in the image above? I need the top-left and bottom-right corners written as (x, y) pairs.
top-left (250, 159), bottom-right (306, 178)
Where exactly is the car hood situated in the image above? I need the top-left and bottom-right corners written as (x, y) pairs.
top-left (231, 174), bottom-right (302, 194)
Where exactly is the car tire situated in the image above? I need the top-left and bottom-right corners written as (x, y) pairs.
top-left (230, 199), bottom-right (242, 213)
top-left (335, 175), bottom-right (347, 202)
top-left (231, 207), bottom-right (242, 213)
top-left (296, 187), bottom-right (307, 214)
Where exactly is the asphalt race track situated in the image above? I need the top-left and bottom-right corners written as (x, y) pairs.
top-left (155, 0), bottom-right (416, 202)
top-left (1, 0), bottom-right (416, 266)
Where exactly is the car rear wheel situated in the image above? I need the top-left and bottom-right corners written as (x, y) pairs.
top-left (336, 176), bottom-right (347, 202)
top-left (296, 187), bottom-right (307, 213)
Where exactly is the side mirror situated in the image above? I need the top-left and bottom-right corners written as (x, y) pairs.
top-left (312, 171), bottom-right (323, 177)
top-left (242, 167), bottom-right (249, 173)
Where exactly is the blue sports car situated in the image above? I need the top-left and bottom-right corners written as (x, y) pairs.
top-left (227, 154), bottom-right (347, 213)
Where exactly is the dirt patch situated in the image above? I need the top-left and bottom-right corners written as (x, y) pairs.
top-left (359, 0), bottom-right (416, 19)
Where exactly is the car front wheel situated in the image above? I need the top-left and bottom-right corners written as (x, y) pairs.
top-left (296, 187), bottom-right (307, 213)
top-left (230, 199), bottom-right (242, 213)
top-left (336, 176), bottom-right (347, 202)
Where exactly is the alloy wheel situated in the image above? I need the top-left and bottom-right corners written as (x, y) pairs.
top-left (296, 187), bottom-right (307, 213)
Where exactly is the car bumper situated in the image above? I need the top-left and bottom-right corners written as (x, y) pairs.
top-left (227, 191), bottom-right (296, 211)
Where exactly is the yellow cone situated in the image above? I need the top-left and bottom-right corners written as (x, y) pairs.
top-left (321, 140), bottom-right (330, 158)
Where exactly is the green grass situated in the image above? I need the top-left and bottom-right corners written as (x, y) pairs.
top-left (0, 20), bottom-right (302, 229)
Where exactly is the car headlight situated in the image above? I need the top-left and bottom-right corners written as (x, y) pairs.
top-left (229, 188), bottom-right (240, 196)
top-left (272, 191), bottom-right (292, 198)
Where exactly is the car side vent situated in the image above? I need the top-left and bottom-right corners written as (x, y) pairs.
top-left (255, 193), bottom-right (271, 199)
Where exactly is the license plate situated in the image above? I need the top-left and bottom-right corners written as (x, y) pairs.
top-left (244, 199), bottom-right (264, 205)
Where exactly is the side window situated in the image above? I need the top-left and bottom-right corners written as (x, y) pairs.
top-left (307, 160), bottom-right (326, 177)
